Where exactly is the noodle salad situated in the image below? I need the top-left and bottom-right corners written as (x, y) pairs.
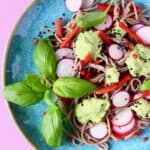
top-left (3, 0), bottom-right (150, 150)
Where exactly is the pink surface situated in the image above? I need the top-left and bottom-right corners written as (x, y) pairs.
top-left (0, 1), bottom-right (34, 150)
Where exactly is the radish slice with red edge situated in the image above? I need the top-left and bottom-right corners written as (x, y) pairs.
top-left (136, 26), bottom-right (150, 45)
top-left (94, 15), bottom-right (112, 31)
top-left (113, 118), bottom-right (136, 135)
top-left (56, 48), bottom-right (74, 61)
top-left (112, 107), bottom-right (134, 127)
top-left (89, 122), bottom-right (108, 139)
top-left (146, 96), bottom-right (150, 100)
top-left (65, 0), bottom-right (82, 12)
top-left (108, 44), bottom-right (124, 60)
top-left (132, 91), bottom-right (150, 101)
top-left (81, 0), bottom-right (95, 9)
top-left (131, 24), bottom-right (144, 32)
top-left (57, 59), bottom-right (74, 77)
top-left (112, 91), bottom-right (130, 107)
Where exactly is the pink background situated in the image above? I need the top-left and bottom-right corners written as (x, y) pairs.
top-left (0, 0), bottom-right (34, 149)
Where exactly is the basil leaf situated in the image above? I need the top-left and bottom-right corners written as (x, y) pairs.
top-left (76, 1), bottom-right (113, 29)
top-left (25, 74), bottom-right (47, 93)
top-left (3, 81), bottom-right (43, 106)
top-left (76, 11), bottom-right (107, 29)
top-left (42, 91), bottom-right (63, 147)
top-left (53, 77), bottom-right (96, 99)
top-left (33, 38), bottom-right (57, 81)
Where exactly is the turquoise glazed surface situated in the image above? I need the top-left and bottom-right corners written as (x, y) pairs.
top-left (5, 0), bottom-right (150, 150)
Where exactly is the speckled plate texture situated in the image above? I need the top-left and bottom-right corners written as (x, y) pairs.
top-left (4, 0), bottom-right (150, 150)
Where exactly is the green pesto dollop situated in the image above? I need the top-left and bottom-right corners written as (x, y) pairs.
top-left (112, 22), bottom-right (126, 38)
top-left (75, 98), bottom-right (110, 124)
top-left (130, 99), bottom-right (150, 118)
top-left (126, 44), bottom-right (150, 77)
top-left (106, 67), bottom-right (120, 85)
top-left (75, 31), bottom-right (103, 60)
top-left (140, 80), bottom-right (150, 91)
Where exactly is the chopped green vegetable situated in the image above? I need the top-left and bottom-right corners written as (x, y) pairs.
top-left (3, 81), bottom-right (43, 106)
top-left (130, 99), bottom-right (150, 118)
top-left (140, 80), bottom-right (150, 91)
top-left (75, 31), bottom-right (102, 60)
top-left (106, 67), bottom-right (120, 85)
top-left (126, 44), bottom-right (150, 77)
top-left (75, 98), bottom-right (110, 124)
top-left (112, 22), bottom-right (126, 38)
top-left (53, 77), bottom-right (96, 99)
top-left (33, 38), bottom-right (57, 81)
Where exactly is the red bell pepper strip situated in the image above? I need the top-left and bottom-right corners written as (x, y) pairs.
top-left (84, 72), bottom-right (91, 80)
top-left (80, 52), bottom-right (92, 67)
top-left (93, 59), bottom-right (99, 65)
top-left (56, 18), bottom-right (63, 38)
top-left (60, 26), bottom-right (80, 48)
top-left (97, 3), bottom-right (141, 14)
top-left (119, 22), bottom-right (143, 44)
top-left (98, 31), bottom-right (112, 45)
top-left (80, 69), bottom-right (92, 80)
top-left (130, 5), bottom-right (142, 13)
top-left (97, 3), bottom-right (115, 13)
top-left (124, 40), bottom-right (135, 51)
top-left (132, 91), bottom-right (150, 101)
top-left (94, 74), bottom-right (132, 94)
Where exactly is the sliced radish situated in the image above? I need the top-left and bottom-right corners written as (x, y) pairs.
top-left (146, 96), bottom-right (150, 100)
top-left (133, 93), bottom-right (143, 101)
top-left (112, 91), bottom-right (130, 107)
top-left (65, 0), bottom-right (82, 12)
top-left (113, 118), bottom-right (136, 135)
top-left (81, 0), bottom-right (95, 9)
top-left (56, 48), bottom-right (74, 61)
top-left (131, 24), bottom-right (144, 32)
top-left (57, 59), bottom-right (74, 77)
top-left (108, 44), bottom-right (124, 60)
top-left (89, 122), bottom-right (108, 139)
top-left (94, 15), bottom-right (112, 31)
top-left (136, 26), bottom-right (150, 45)
top-left (132, 91), bottom-right (150, 101)
top-left (112, 108), bottom-right (134, 127)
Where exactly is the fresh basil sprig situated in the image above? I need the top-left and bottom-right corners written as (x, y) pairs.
top-left (33, 38), bottom-right (57, 81)
top-left (3, 81), bottom-right (43, 106)
top-left (3, 37), bottom-right (97, 148)
top-left (53, 77), bottom-right (96, 99)
top-left (42, 90), bottom-right (63, 147)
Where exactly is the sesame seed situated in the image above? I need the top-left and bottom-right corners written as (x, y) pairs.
top-left (52, 22), bottom-right (55, 25)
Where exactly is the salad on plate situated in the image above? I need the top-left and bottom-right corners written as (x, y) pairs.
top-left (3, 0), bottom-right (150, 149)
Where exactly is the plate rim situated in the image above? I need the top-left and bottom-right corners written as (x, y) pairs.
top-left (2, 0), bottom-right (37, 149)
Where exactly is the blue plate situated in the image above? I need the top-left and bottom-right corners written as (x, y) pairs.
top-left (4, 0), bottom-right (150, 150)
